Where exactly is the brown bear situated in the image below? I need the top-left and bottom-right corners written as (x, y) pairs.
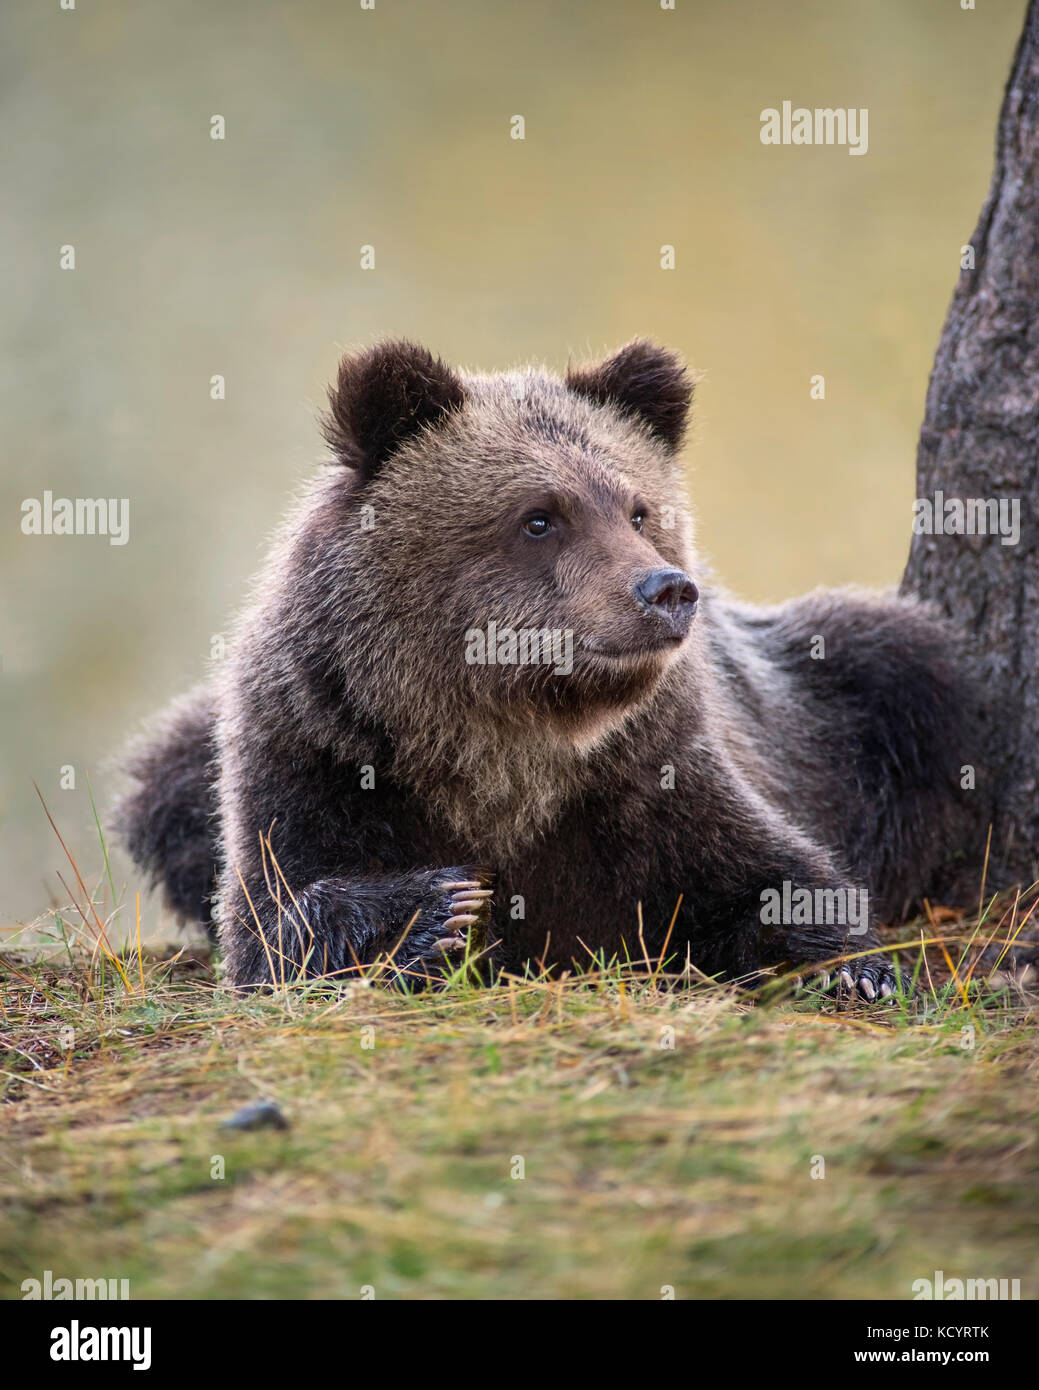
top-left (115, 339), bottom-right (976, 997)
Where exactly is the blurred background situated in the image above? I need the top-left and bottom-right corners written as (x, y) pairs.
top-left (0, 0), bottom-right (1026, 932)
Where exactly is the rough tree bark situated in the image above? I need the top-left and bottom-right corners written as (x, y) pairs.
top-left (901, 0), bottom-right (1039, 888)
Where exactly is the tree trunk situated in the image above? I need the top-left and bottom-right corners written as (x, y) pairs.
top-left (901, 0), bottom-right (1039, 888)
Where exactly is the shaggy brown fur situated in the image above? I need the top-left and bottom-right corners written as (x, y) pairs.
top-left (114, 339), bottom-right (977, 995)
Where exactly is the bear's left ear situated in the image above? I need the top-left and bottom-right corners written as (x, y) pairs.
top-left (322, 339), bottom-right (466, 479)
top-left (565, 340), bottom-right (693, 453)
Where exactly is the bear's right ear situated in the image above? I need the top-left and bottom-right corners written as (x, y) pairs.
top-left (322, 340), bottom-right (465, 479)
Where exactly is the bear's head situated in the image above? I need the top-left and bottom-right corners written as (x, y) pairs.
top-left (286, 338), bottom-right (702, 837)
top-left (316, 338), bottom-right (700, 741)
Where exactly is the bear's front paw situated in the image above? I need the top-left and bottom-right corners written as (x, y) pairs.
top-left (838, 952), bottom-right (913, 1003)
top-left (800, 953), bottom-right (913, 1003)
top-left (395, 870), bottom-right (493, 985)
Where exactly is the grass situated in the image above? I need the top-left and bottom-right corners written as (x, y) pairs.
top-left (2, 797), bottom-right (1037, 1300)
top-left (2, 902), bottom-right (1038, 1300)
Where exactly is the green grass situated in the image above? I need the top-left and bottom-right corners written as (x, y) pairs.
top-left (2, 925), bottom-right (1037, 1300)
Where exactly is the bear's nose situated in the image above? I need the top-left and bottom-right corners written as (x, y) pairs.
top-left (634, 568), bottom-right (699, 636)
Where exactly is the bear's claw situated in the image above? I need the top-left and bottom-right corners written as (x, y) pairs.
top-left (799, 955), bottom-right (911, 1004)
top-left (392, 872), bottom-right (493, 986)
top-left (836, 954), bottom-right (911, 1003)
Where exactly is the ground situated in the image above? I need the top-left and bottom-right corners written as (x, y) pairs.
top-left (2, 894), bottom-right (1037, 1300)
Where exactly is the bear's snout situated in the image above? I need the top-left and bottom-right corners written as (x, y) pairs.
top-left (633, 568), bottom-right (699, 638)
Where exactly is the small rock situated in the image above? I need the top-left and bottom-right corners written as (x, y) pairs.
top-left (221, 1100), bottom-right (289, 1131)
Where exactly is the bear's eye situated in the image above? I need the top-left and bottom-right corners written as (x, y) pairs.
top-left (631, 512), bottom-right (646, 533)
top-left (522, 514), bottom-right (553, 538)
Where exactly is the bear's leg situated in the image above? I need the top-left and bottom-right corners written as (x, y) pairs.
top-left (220, 866), bottom-right (493, 989)
top-left (113, 685), bottom-right (219, 937)
top-left (680, 788), bottom-right (912, 1000)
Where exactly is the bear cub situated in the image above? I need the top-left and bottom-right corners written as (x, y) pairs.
top-left (116, 339), bottom-right (975, 998)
